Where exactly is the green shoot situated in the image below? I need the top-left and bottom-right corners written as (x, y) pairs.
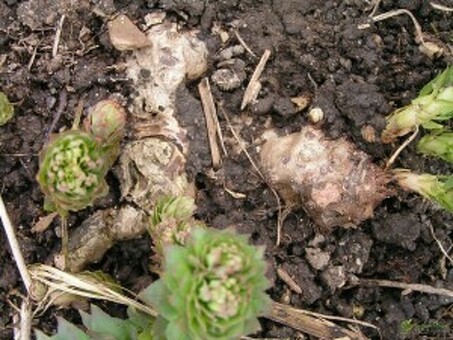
top-left (37, 99), bottom-right (126, 215)
top-left (0, 92), bottom-right (14, 126)
top-left (144, 227), bottom-right (271, 340)
top-left (417, 130), bottom-right (453, 163)
top-left (148, 195), bottom-right (203, 271)
top-left (394, 169), bottom-right (453, 212)
top-left (382, 66), bottom-right (453, 143)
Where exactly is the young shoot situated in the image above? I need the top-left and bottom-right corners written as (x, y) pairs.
top-left (36, 99), bottom-right (126, 267)
top-left (0, 92), bottom-right (14, 126)
top-left (149, 195), bottom-right (203, 271)
top-left (382, 66), bottom-right (453, 143)
top-left (417, 130), bottom-right (453, 163)
top-left (144, 227), bottom-right (271, 340)
top-left (37, 99), bottom-right (126, 214)
top-left (394, 169), bottom-right (453, 212)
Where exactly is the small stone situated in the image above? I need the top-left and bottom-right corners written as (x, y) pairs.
top-left (108, 14), bottom-right (150, 51)
top-left (308, 107), bottom-right (324, 123)
top-left (305, 247), bottom-right (330, 271)
top-left (308, 233), bottom-right (326, 247)
top-left (321, 265), bottom-right (346, 291)
top-left (361, 125), bottom-right (377, 142)
top-left (212, 68), bottom-right (243, 91)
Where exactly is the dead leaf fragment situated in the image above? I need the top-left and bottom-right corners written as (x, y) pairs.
top-left (108, 14), bottom-right (150, 51)
top-left (32, 212), bottom-right (58, 233)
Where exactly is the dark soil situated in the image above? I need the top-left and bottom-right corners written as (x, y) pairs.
top-left (1, 0), bottom-right (453, 339)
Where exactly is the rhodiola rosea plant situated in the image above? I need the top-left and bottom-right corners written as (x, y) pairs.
top-left (35, 227), bottom-right (271, 340)
top-left (37, 99), bottom-right (126, 215)
top-left (36, 99), bottom-right (126, 267)
top-left (145, 227), bottom-right (271, 340)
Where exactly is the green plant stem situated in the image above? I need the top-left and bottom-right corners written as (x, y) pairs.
top-left (61, 215), bottom-right (68, 271)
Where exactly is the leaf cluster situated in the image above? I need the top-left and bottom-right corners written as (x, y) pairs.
top-left (384, 66), bottom-right (453, 212)
top-left (35, 227), bottom-right (271, 340)
top-left (144, 227), bottom-right (271, 340)
top-left (37, 100), bottom-right (126, 214)
top-left (382, 66), bottom-right (453, 143)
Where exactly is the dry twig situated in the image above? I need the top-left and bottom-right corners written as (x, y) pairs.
top-left (198, 78), bottom-right (223, 169)
top-left (29, 264), bottom-right (157, 317)
top-left (276, 267), bottom-right (302, 294)
top-left (0, 194), bottom-right (31, 292)
top-left (241, 49), bottom-right (271, 110)
top-left (0, 194), bottom-right (33, 340)
top-left (385, 126), bottom-right (419, 170)
top-left (234, 30), bottom-right (257, 58)
top-left (360, 9), bottom-right (446, 58)
top-left (219, 105), bottom-right (284, 246)
top-left (269, 302), bottom-right (371, 339)
top-left (52, 14), bottom-right (66, 58)
top-left (351, 277), bottom-right (453, 298)
top-left (430, 2), bottom-right (453, 12)
top-left (428, 223), bottom-right (453, 266)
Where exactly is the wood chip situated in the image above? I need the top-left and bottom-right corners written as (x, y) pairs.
top-left (108, 14), bottom-right (150, 51)
top-left (291, 94), bottom-right (311, 112)
top-left (277, 266), bottom-right (302, 294)
top-left (198, 78), bottom-right (222, 169)
top-left (241, 49), bottom-right (271, 110)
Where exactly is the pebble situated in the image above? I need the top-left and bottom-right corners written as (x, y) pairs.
top-left (321, 265), bottom-right (346, 291)
top-left (305, 247), bottom-right (330, 271)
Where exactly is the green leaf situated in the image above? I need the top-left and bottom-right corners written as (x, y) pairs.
top-left (394, 170), bottom-right (453, 213)
top-left (419, 66), bottom-right (453, 96)
top-left (0, 92), bottom-right (14, 126)
top-left (141, 280), bottom-right (178, 320)
top-left (80, 305), bottom-right (137, 340)
top-left (35, 330), bottom-right (53, 340)
top-left (417, 131), bottom-right (453, 163)
top-left (38, 317), bottom-right (91, 340)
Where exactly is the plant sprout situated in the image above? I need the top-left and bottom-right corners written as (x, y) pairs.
top-left (394, 169), bottom-right (453, 212)
top-left (37, 130), bottom-right (108, 214)
top-left (84, 99), bottom-right (126, 168)
top-left (417, 130), bottom-right (453, 163)
top-left (0, 92), bottom-right (14, 126)
top-left (144, 227), bottom-right (271, 340)
top-left (148, 195), bottom-right (203, 271)
top-left (36, 99), bottom-right (126, 268)
top-left (382, 66), bottom-right (453, 143)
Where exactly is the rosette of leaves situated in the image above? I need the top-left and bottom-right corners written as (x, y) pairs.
top-left (37, 99), bottom-right (126, 214)
top-left (382, 66), bottom-right (453, 143)
top-left (0, 91), bottom-right (14, 126)
top-left (143, 227), bottom-right (271, 340)
top-left (149, 195), bottom-right (204, 270)
top-left (35, 304), bottom-right (154, 340)
top-left (37, 130), bottom-right (109, 214)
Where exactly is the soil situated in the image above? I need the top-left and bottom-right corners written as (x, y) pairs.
top-left (1, 0), bottom-right (453, 339)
